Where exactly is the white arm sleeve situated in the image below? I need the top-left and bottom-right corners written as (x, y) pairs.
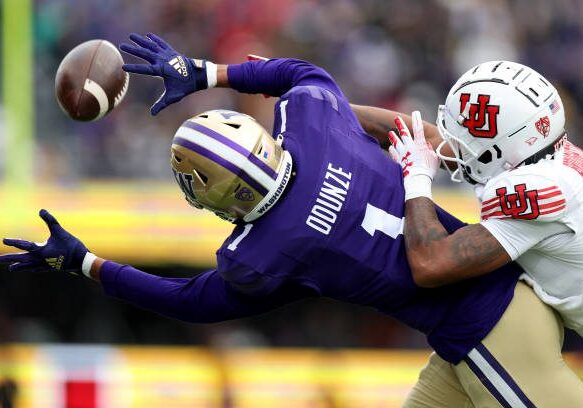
top-left (481, 218), bottom-right (572, 260)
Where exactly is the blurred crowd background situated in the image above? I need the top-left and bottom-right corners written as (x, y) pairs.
top-left (3, 0), bottom-right (583, 368)
top-left (33, 0), bottom-right (583, 181)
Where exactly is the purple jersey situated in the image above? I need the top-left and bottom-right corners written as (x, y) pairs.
top-left (101, 59), bottom-right (520, 364)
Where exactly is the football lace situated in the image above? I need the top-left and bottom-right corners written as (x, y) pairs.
top-left (114, 72), bottom-right (130, 108)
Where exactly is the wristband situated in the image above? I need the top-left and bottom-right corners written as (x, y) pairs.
top-left (81, 252), bottom-right (97, 278)
top-left (206, 61), bottom-right (218, 88)
top-left (404, 174), bottom-right (433, 201)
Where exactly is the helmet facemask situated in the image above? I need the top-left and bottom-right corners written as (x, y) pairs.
top-left (436, 105), bottom-right (508, 185)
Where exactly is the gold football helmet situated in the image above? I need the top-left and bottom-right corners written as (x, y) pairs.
top-left (171, 110), bottom-right (293, 223)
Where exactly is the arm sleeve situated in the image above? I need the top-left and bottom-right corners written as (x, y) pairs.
top-left (227, 58), bottom-right (343, 98)
top-left (99, 260), bottom-right (313, 323)
top-left (480, 218), bottom-right (572, 260)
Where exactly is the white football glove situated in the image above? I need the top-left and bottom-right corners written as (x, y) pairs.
top-left (388, 111), bottom-right (439, 201)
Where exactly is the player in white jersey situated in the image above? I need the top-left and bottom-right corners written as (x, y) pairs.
top-left (381, 60), bottom-right (583, 406)
top-left (477, 138), bottom-right (583, 335)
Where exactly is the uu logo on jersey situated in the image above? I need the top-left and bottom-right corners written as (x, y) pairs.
top-left (459, 93), bottom-right (500, 138)
top-left (495, 183), bottom-right (540, 220)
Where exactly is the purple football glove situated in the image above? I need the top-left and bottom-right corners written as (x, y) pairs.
top-left (0, 209), bottom-right (90, 275)
top-left (119, 32), bottom-right (216, 115)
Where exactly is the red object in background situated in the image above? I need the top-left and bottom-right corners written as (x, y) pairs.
top-left (65, 381), bottom-right (96, 408)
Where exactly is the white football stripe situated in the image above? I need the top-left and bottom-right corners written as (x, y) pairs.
top-left (175, 126), bottom-right (274, 189)
top-left (83, 79), bottom-right (109, 120)
top-left (467, 349), bottom-right (528, 408)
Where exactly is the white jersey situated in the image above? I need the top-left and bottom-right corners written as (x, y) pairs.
top-left (478, 141), bottom-right (583, 335)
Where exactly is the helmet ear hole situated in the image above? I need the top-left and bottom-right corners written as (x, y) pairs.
top-left (478, 150), bottom-right (493, 164)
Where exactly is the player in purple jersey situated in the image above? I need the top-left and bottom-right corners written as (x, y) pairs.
top-left (1, 33), bottom-right (581, 406)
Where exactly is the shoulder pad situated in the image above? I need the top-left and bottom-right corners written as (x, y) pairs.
top-left (480, 169), bottom-right (566, 221)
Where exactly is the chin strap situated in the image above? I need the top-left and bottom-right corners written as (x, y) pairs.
top-left (520, 132), bottom-right (565, 166)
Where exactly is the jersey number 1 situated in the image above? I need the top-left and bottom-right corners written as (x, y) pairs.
top-left (361, 203), bottom-right (404, 238)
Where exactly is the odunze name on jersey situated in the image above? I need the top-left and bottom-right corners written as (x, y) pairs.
top-left (306, 163), bottom-right (352, 235)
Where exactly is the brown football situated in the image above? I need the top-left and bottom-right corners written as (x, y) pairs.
top-left (55, 39), bottom-right (129, 121)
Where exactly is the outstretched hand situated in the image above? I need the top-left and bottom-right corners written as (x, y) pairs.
top-left (119, 32), bottom-right (216, 115)
top-left (388, 111), bottom-right (439, 201)
top-left (0, 210), bottom-right (90, 275)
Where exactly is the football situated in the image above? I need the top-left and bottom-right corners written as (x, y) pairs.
top-left (55, 39), bottom-right (129, 121)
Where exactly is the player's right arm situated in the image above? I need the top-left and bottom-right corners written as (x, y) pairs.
top-left (93, 260), bottom-right (313, 323)
top-left (0, 210), bottom-right (314, 323)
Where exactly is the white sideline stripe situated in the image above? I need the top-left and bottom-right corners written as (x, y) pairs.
top-left (227, 224), bottom-right (253, 251)
top-left (467, 349), bottom-right (528, 408)
top-left (175, 127), bottom-right (274, 189)
top-left (83, 79), bottom-right (109, 120)
top-left (279, 100), bottom-right (289, 133)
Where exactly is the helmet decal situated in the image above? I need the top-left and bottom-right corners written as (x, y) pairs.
top-left (172, 169), bottom-right (196, 202)
top-left (459, 93), bottom-right (500, 138)
top-left (235, 187), bottom-right (255, 202)
top-left (535, 116), bottom-right (551, 138)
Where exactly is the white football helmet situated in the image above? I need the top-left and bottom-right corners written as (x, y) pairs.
top-left (436, 61), bottom-right (566, 184)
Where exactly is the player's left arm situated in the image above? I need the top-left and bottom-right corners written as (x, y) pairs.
top-left (404, 198), bottom-right (511, 287)
top-left (388, 112), bottom-right (512, 287)
top-left (119, 32), bottom-right (343, 114)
